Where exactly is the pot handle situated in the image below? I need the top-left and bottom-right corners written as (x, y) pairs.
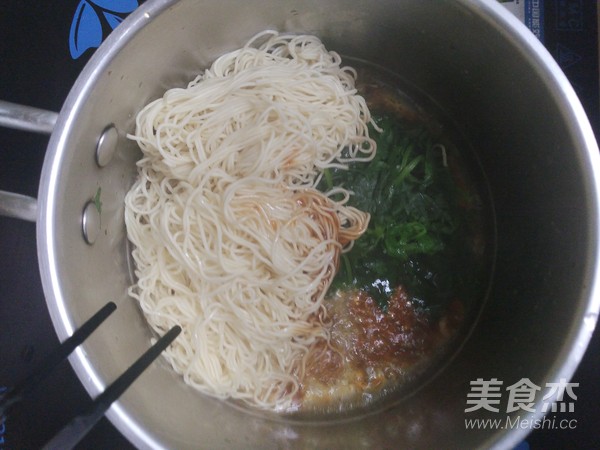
top-left (0, 191), bottom-right (38, 222)
top-left (0, 100), bottom-right (58, 134)
top-left (0, 100), bottom-right (58, 222)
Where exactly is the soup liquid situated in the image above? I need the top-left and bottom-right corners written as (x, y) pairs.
top-left (291, 62), bottom-right (493, 416)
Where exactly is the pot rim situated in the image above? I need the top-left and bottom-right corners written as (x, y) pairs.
top-left (35, 0), bottom-right (600, 449)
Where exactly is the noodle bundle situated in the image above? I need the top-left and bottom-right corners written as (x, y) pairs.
top-left (124, 31), bottom-right (375, 410)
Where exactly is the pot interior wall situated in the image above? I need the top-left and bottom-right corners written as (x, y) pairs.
top-left (39, 0), bottom-right (598, 448)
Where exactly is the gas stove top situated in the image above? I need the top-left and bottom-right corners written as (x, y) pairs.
top-left (0, 1), bottom-right (598, 448)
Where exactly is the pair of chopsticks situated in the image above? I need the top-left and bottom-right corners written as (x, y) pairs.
top-left (0, 301), bottom-right (181, 449)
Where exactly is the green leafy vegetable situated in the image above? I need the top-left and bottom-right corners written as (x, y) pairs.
top-left (94, 187), bottom-right (103, 214)
top-left (321, 115), bottom-right (475, 312)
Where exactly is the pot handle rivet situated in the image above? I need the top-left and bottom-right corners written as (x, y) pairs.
top-left (82, 200), bottom-right (101, 245)
top-left (96, 124), bottom-right (119, 167)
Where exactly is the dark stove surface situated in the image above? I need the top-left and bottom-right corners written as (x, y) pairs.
top-left (0, 1), bottom-right (598, 449)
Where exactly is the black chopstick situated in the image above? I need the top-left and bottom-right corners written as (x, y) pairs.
top-left (42, 325), bottom-right (182, 450)
top-left (0, 301), bottom-right (117, 416)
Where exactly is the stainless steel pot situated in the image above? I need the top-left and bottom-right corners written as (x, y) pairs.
top-left (1, 0), bottom-right (599, 448)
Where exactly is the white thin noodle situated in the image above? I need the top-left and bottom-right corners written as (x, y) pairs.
top-left (124, 31), bottom-right (376, 411)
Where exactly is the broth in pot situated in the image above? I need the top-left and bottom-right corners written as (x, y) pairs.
top-left (124, 33), bottom-right (493, 416)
